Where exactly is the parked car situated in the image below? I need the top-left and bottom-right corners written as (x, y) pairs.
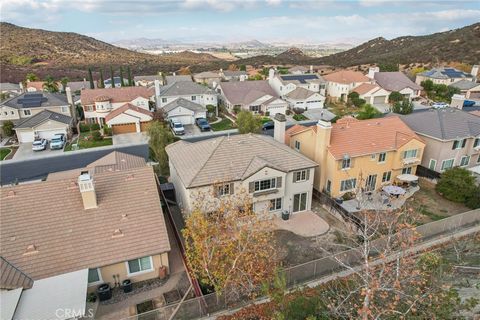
top-left (463, 100), bottom-right (476, 107)
top-left (50, 134), bottom-right (66, 150)
top-left (169, 118), bottom-right (185, 135)
top-left (195, 118), bottom-right (211, 131)
top-left (32, 139), bottom-right (47, 151)
top-left (262, 121), bottom-right (274, 130)
top-left (432, 102), bottom-right (449, 109)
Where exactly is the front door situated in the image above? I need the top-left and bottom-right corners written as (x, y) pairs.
top-left (365, 174), bottom-right (377, 191)
top-left (293, 192), bottom-right (307, 212)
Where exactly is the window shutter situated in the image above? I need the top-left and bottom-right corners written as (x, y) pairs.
top-left (306, 169), bottom-right (310, 180)
top-left (276, 177), bottom-right (282, 188)
top-left (249, 181), bottom-right (255, 193)
top-left (292, 172), bottom-right (297, 183)
top-left (229, 183), bottom-right (234, 195)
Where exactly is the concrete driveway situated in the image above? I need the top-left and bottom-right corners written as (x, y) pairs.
top-left (13, 143), bottom-right (65, 160)
top-left (112, 132), bottom-right (148, 145)
top-left (304, 108), bottom-right (336, 121)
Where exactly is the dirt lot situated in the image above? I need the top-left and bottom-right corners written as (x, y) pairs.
top-left (405, 179), bottom-right (469, 224)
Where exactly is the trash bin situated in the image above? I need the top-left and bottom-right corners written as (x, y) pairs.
top-left (122, 279), bottom-right (132, 293)
top-left (281, 211), bottom-right (290, 221)
top-left (97, 283), bottom-right (112, 301)
top-left (335, 197), bottom-right (343, 204)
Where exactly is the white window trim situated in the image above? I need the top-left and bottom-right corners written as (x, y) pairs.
top-left (254, 178), bottom-right (276, 192)
top-left (441, 158), bottom-right (455, 171)
top-left (378, 152), bottom-right (386, 163)
top-left (294, 170), bottom-right (308, 182)
top-left (460, 155), bottom-right (470, 167)
top-left (269, 198), bottom-right (282, 212)
top-left (429, 159), bottom-right (437, 171)
top-left (294, 141), bottom-right (300, 151)
top-left (125, 256), bottom-right (154, 277)
top-left (87, 268), bottom-right (103, 287)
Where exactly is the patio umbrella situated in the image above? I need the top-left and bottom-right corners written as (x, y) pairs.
top-left (396, 174), bottom-right (419, 182)
top-left (382, 185), bottom-right (406, 195)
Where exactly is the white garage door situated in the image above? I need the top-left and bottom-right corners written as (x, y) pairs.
top-left (267, 105), bottom-right (287, 115)
top-left (17, 130), bottom-right (35, 143)
top-left (194, 111), bottom-right (207, 120)
top-left (373, 96), bottom-right (387, 104)
top-left (169, 115), bottom-right (193, 125)
top-left (37, 128), bottom-right (67, 140)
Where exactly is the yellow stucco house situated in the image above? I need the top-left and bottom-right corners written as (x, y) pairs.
top-left (285, 116), bottom-right (426, 198)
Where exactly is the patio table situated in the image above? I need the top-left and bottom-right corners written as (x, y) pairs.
top-left (382, 185), bottom-right (406, 195)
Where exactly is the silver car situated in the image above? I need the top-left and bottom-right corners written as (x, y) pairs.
top-left (32, 139), bottom-right (47, 151)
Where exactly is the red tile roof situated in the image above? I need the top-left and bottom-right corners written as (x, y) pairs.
top-left (323, 70), bottom-right (370, 84)
top-left (81, 87), bottom-right (154, 105)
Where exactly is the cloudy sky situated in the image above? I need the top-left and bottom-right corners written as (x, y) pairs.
top-left (0, 0), bottom-right (479, 44)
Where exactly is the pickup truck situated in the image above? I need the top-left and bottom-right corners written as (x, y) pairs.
top-left (195, 118), bottom-right (211, 131)
top-left (169, 119), bottom-right (185, 135)
top-left (50, 133), bottom-right (66, 150)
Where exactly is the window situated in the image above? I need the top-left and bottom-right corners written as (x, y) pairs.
top-left (452, 139), bottom-right (467, 150)
top-left (293, 170), bottom-right (308, 182)
top-left (61, 106), bottom-right (68, 113)
top-left (10, 111), bottom-right (14, 115)
top-left (441, 159), bottom-right (454, 171)
top-left (429, 159), bottom-right (437, 171)
top-left (3, 112), bottom-right (7, 116)
top-left (474, 138), bottom-right (480, 148)
top-left (23, 109), bottom-right (31, 116)
top-left (341, 157), bottom-right (351, 169)
top-left (216, 183), bottom-right (233, 196)
top-left (382, 171), bottom-right (391, 183)
top-left (254, 178), bottom-right (276, 192)
top-left (403, 149), bottom-right (417, 159)
top-left (127, 256), bottom-right (153, 275)
top-left (269, 198), bottom-right (282, 211)
top-left (85, 105), bottom-right (93, 112)
top-left (293, 192), bottom-right (307, 212)
top-left (326, 180), bottom-right (332, 194)
top-left (370, 154), bottom-right (376, 160)
top-left (460, 155), bottom-right (470, 167)
top-left (294, 140), bottom-right (301, 151)
top-left (340, 178), bottom-right (356, 192)
top-left (250, 105), bottom-right (260, 112)
top-left (88, 268), bottom-right (102, 285)
top-left (191, 96), bottom-right (196, 101)
top-left (162, 98), bottom-right (167, 103)
top-left (402, 167), bottom-right (412, 174)
top-left (378, 152), bottom-right (386, 163)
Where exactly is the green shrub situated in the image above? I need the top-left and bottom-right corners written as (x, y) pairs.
top-left (206, 104), bottom-right (216, 114)
top-left (91, 130), bottom-right (103, 141)
top-left (233, 105), bottom-right (241, 114)
top-left (90, 123), bottom-right (100, 131)
top-left (465, 186), bottom-right (480, 209)
top-left (436, 167), bottom-right (477, 203)
top-left (103, 125), bottom-right (112, 136)
top-left (79, 123), bottom-right (90, 133)
top-left (388, 91), bottom-right (404, 104)
top-left (2, 120), bottom-right (14, 136)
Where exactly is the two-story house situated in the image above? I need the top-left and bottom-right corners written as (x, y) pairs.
top-left (80, 87), bottom-right (154, 134)
top-left (0, 151), bottom-right (172, 318)
top-left (218, 80), bottom-right (287, 115)
top-left (368, 69), bottom-right (422, 101)
top-left (398, 108), bottom-right (480, 173)
top-left (415, 66), bottom-right (477, 86)
top-left (285, 116), bottom-right (425, 198)
top-left (323, 70), bottom-right (371, 101)
top-left (0, 83), bottom-right (22, 99)
top-left (166, 133), bottom-right (318, 216)
top-left (0, 92), bottom-right (74, 142)
top-left (157, 81), bottom-right (217, 109)
top-left (268, 69), bottom-right (326, 102)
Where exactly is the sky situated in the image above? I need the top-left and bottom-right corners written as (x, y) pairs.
top-left (0, 0), bottom-right (479, 45)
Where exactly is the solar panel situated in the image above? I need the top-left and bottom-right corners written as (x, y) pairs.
top-left (18, 93), bottom-right (48, 108)
top-left (280, 74), bottom-right (319, 84)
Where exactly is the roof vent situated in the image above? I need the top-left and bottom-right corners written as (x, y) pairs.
top-left (112, 229), bottom-right (124, 238)
top-left (24, 244), bottom-right (38, 255)
top-left (121, 214), bottom-right (128, 221)
top-left (125, 174), bottom-right (135, 181)
top-left (7, 190), bottom-right (16, 198)
top-left (10, 236), bottom-right (16, 241)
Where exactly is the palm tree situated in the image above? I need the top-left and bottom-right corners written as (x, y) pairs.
top-left (26, 73), bottom-right (38, 82)
top-left (42, 76), bottom-right (59, 93)
top-left (60, 77), bottom-right (69, 93)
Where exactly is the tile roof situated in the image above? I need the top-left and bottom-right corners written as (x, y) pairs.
top-left (285, 87), bottom-right (317, 100)
top-left (278, 74), bottom-right (325, 85)
top-left (166, 134), bottom-right (318, 188)
top-left (419, 67), bottom-right (473, 80)
top-left (104, 103), bottom-right (153, 122)
top-left (26, 82), bottom-right (45, 91)
top-left (323, 70), bottom-right (370, 84)
top-left (80, 87), bottom-right (154, 105)
top-left (163, 98), bottom-right (206, 113)
top-left (66, 80), bottom-right (95, 92)
top-left (352, 83), bottom-right (381, 95)
top-left (15, 110), bottom-right (72, 129)
top-left (194, 71), bottom-right (221, 79)
top-left (2, 92), bottom-right (69, 109)
top-left (219, 80), bottom-right (277, 105)
top-left (0, 257), bottom-right (34, 290)
top-left (288, 66), bottom-right (309, 73)
top-left (374, 72), bottom-right (422, 92)
top-left (222, 70), bottom-right (247, 77)
top-left (0, 152), bottom-right (171, 280)
top-left (160, 81), bottom-right (214, 97)
top-left (133, 75), bottom-right (163, 82)
top-left (398, 108), bottom-right (480, 140)
top-left (165, 75), bottom-right (193, 84)
top-left (449, 79), bottom-right (479, 90)
top-left (0, 83), bottom-right (21, 91)
top-left (470, 110), bottom-right (480, 117)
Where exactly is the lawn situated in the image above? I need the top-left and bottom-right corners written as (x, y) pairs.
top-left (292, 114), bottom-right (309, 121)
top-left (260, 116), bottom-right (271, 124)
top-left (0, 148), bottom-right (11, 160)
top-left (64, 132), bottom-right (112, 152)
top-left (405, 179), bottom-right (469, 224)
top-left (210, 118), bottom-right (235, 131)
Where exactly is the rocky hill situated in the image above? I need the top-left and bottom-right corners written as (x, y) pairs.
top-left (312, 23), bottom-right (480, 67)
top-left (0, 22), bottom-right (221, 82)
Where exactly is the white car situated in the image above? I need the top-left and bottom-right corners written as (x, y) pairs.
top-left (432, 102), bottom-right (449, 109)
top-left (169, 119), bottom-right (185, 135)
top-left (32, 139), bottom-right (48, 151)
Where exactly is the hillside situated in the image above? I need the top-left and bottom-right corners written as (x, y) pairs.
top-left (0, 22), bottom-right (222, 82)
top-left (312, 23), bottom-right (480, 67)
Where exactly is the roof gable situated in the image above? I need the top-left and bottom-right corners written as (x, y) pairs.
top-left (80, 87), bottom-right (154, 105)
top-left (104, 103), bottom-right (152, 122)
top-left (15, 110), bottom-right (72, 129)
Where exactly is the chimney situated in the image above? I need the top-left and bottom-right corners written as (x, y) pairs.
top-left (154, 79), bottom-right (161, 109)
top-left (273, 113), bottom-right (286, 144)
top-left (66, 87), bottom-right (73, 105)
top-left (450, 94), bottom-right (465, 109)
top-left (309, 65), bottom-right (313, 74)
top-left (367, 67), bottom-right (379, 80)
top-left (173, 72), bottom-right (176, 76)
top-left (471, 65), bottom-right (479, 80)
top-left (78, 171), bottom-right (97, 209)
top-left (268, 68), bottom-right (275, 81)
top-left (315, 120), bottom-right (332, 192)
